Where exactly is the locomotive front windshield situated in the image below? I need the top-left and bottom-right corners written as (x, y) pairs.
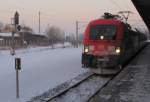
top-left (89, 25), bottom-right (117, 40)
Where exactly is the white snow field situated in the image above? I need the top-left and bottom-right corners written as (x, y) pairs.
top-left (0, 46), bottom-right (87, 102)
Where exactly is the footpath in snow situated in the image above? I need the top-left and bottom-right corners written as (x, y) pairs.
top-left (0, 46), bottom-right (87, 102)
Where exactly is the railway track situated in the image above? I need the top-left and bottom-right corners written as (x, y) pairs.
top-left (30, 61), bottom-right (139, 102)
top-left (48, 74), bottom-right (112, 102)
top-left (44, 72), bottom-right (95, 102)
top-left (29, 65), bottom-right (136, 102)
top-left (30, 71), bottom-right (116, 102)
top-left (29, 71), bottom-right (94, 102)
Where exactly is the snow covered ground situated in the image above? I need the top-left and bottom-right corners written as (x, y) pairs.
top-left (0, 46), bottom-right (87, 102)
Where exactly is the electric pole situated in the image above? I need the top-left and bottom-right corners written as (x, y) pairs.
top-left (76, 21), bottom-right (79, 48)
top-left (39, 11), bottom-right (41, 33)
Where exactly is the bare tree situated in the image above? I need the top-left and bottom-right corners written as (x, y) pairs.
top-left (45, 26), bottom-right (65, 48)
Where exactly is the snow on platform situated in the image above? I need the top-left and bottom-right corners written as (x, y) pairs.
top-left (0, 46), bottom-right (87, 102)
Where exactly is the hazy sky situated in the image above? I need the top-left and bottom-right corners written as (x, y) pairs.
top-left (0, 0), bottom-right (147, 34)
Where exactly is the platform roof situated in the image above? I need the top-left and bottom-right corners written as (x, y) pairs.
top-left (131, 0), bottom-right (150, 32)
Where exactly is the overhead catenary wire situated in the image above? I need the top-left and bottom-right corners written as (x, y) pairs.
top-left (108, 0), bottom-right (142, 21)
top-left (108, 0), bottom-right (137, 16)
top-left (108, 0), bottom-right (134, 11)
top-left (123, 0), bottom-right (134, 10)
top-left (108, 0), bottom-right (125, 11)
top-left (107, 0), bottom-right (148, 33)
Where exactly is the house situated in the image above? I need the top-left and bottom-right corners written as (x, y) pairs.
top-left (19, 31), bottom-right (49, 46)
top-left (0, 32), bottom-right (22, 49)
top-left (0, 32), bottom-right (49, 49)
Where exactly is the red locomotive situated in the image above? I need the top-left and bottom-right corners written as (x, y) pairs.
top-left (82, 14), bottom-right (147, 74)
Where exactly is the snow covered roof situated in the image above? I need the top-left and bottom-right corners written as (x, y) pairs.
top-left (0, 38), bottom-right (3, 40)
top-left (0, 33), bottom-right (19, 37)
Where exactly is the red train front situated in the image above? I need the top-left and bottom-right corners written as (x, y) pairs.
top-left (82, 19), bottom-right (126, 74)
top-left (82, 12), bottom-right (147, 74)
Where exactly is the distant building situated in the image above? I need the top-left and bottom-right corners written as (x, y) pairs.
top-left (0, 33), bottom-right (22, 49)
top-left (0, 32), bottom-right (49, 50)
top-left (19, 31), bottom-right (49, 46)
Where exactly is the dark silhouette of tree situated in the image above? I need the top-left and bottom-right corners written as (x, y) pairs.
top-left (45, 26), bottom-right (65, 48)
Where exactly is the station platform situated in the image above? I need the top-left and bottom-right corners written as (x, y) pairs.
top-left (90, 44), bottom-right (150, 102)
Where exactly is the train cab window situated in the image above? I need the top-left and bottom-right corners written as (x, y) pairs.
top-left (89, 25), bottom-right (117, 40)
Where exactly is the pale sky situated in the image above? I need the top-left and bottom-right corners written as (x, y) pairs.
top-left (0, 0), bottom-right (148, 34)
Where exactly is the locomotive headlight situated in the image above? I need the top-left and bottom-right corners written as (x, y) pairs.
top-left (100, 35), bottom-right (104, 40)
top-left (84, 46), bottom-right (89, 53)
top-left (84, 48), bottom-right (89, 53)
top-left (115, 47), bottom-right (121, 54)
top-left (84, 45), bottom-right (93, 53)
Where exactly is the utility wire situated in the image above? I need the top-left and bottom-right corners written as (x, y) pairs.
top-left (121, 0), bottom-right (133, 11)
top-left (108, 0), bottom-right (124, 11)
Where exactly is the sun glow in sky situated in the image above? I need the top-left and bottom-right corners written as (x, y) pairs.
top-left (0, 0), bottom-right (147, 34)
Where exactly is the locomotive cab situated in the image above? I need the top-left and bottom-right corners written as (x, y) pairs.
top-left (82, 19), bottom-right (125, 74)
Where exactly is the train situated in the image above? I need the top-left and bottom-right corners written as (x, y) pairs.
top-left (82, 17), bottom-right (147, 74)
